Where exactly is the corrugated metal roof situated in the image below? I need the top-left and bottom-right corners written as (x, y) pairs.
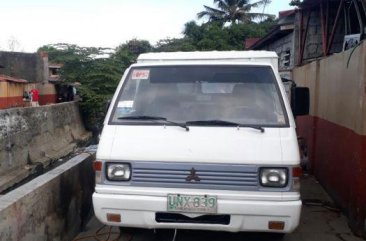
top-left (300, 0), bottom-right (341, 7)
top-left (245, 38), bottom-right (261, 49)
top-left (279, 9), bottom-right (296, 18)
top-left (249, 9), bottom-right (296, 50)
top-left (249, 26), bottom-right (294, 50)
top-left (0, 75), bottom-right (28, 83)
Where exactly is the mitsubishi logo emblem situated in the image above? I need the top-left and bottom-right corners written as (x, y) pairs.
top-left (186, 168), bottom-right (201, 182)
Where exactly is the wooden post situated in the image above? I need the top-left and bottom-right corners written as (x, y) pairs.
top-left (326, 0), bottom-right (344, 55)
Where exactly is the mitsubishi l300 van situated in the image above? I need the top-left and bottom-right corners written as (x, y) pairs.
top-left (93, 51), bottom-right (309, 235)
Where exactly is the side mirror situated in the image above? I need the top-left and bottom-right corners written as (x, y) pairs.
top-left (292, 87), bottom-right (310, 116)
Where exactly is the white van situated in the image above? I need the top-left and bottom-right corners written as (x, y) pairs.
top-left (93, 51), bottom-right (309, 235)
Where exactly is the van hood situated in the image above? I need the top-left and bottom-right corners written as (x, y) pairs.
top-left (97, 125), bottom-right (299, 165)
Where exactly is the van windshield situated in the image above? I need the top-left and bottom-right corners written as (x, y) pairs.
top-left (110, 65), bottom-right (288, 127)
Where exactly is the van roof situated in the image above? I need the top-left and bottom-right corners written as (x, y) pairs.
top-left (137, 51), bottom-right (278, 63)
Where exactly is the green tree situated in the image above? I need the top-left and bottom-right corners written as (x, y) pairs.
top-left (181, 19), bottom-right (275, 51)
top-left (38, 43), bottom-right (108, 65)
top-left (38, 41), bottom-right (153, 133)
top-left (113, 39), bottom-right (152, 64)
top-left (38, 43), bottom-right (122, 132)
top-left (197, 0), bottom-right (273, 25)
top-left (155, 38), bottom-right (196, 52)
top-left (289, 0), bottom-right (302, 6)
top-left (76, 57), bottom-right (122, 132)
top-left (184, 22), bottom-right (230, 50)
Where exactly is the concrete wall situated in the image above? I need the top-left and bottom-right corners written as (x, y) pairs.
top-left (262, 32), bottom-right (295, 72)
top-left (37, 82), bottom-right (58, 105)
top-left (0, 102), bottom-right (91, 192)
top-left (0, 152), bottom-right (95, 241)
top-left (293, 41), bottom-right (366, 237)
top-left (0, 52), bottom-right (45, 83)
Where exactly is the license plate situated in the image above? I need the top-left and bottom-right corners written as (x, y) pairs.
top-left (167, 194), bottom-right (217, 214)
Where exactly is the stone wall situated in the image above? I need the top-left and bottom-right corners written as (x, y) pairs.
top-left (0, 152), bottom-right (95, 241)
top-left (0, 52), bottom-right (45, 83)
top-left (0, 102), bottom-right (91, 191)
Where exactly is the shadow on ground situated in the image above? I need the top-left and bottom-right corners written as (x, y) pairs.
top-left (128, 229), bottom-right (284, 241)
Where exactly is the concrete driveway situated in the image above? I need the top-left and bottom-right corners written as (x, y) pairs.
top-left (74, 176), bottom-right (364, 241)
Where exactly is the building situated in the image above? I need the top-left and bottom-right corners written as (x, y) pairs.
top-left (48, 63), bottom-right (62, 83)
top-left (251, 0), bottom-right (366, 78)
top-left (0, 51), bottom-right (59, 108)
top-left (250, 10), bottom-right (296, 79)
top-left (252, 0), bottom-right (366, 237)
top-left (0, 51), bottom-right (45, 83)
top-left (0, 75), bottom-right (28, 109)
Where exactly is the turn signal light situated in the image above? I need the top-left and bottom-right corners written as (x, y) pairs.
top-left (107, 213), bottom-right (121, 223)
top-left (93, 161), bottom-right (102, 171)
top-left (292, 167), bottom-right (302, 177)
top-left (268, 221), bottom-right (285, 230)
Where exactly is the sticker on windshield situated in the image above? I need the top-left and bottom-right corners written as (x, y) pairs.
top-left (118, 101), bottom-right (133, 108)
top-left (117, 101), bottom-right (134, 115)
top-left (277, 115), bottom-right (285, 124)
top-left (132, 69), bottom-right (150, 80)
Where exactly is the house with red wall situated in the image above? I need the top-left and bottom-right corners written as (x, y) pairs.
top-left (0, 75), bottom-right (28, 109)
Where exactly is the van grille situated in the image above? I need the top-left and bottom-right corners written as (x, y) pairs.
top-left (130, 162), bottom-right (259, 191)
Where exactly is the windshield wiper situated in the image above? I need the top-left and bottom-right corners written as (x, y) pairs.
top-left (185, 120), bottom-right (265, 133)
top-left (118, 115), bottom-right (189, 131)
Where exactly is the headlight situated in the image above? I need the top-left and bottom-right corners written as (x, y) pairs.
top-left (106, 163), bottom-right (131, 181)
top-left (260, 168), bottom-right (288, 187)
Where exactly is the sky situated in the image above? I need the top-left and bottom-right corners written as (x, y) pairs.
top-left (0, 0), bottom-right (293, 53)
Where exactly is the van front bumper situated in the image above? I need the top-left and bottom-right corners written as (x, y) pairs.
top-left (93, 192), bottom-right (301, 233)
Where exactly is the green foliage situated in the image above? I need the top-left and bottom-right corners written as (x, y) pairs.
top-left (112, 39), bottom-right (153, 66)
top-left (179, 20), bottom-right (274, 51)
top-left (197, 0), bottom-right (273, 25)
top-left (289, 0), bottom-right (302, 6)
top-left (76, 58), bottom-right (122, 131)
top-left (38, 43), bottom-right (108, 64)
top-left (155, 38), bottom-right (196, 52)
top-left (38, 40), bottom-right (154, 131)
top-left (38, 44), bottom-right (121, 131)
